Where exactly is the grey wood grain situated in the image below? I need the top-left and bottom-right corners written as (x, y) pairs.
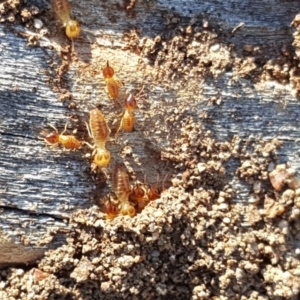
top-left (0, 27), bottom-right (93, 213)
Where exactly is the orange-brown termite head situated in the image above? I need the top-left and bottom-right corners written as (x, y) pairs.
top-left (148, 174), bottom-right (168, 201)
top-left (89, 108), bottom-right (110, 148)
top-left (113, 164), bottom-right (131, 202)
top-left (103, 199), bottom-right (119, 219)
top-left (130, 183), bottom-right (147, 203)
top-left (102, 61), bottom-right (115, 79)
top-left (119, 201), bottom-right (136, 217)
top-left (125, 94), bottom-right (137, 111)
top-left (44, 131), bottom-right (60, 145)
top-left (129, 183), bottom-right (149, 212)
top-left (94, 148), bottom-right (111, 168)
top-left (148, 186), bottom-right (161, 201)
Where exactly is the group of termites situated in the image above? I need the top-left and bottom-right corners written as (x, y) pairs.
top-left (40, 0), bottom-right (163, 219)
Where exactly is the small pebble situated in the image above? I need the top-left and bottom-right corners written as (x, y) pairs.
top-left (33, 18), bottom-right (43, 29)
top-left (217, 196), bottom-right (225, 203)
top-left (197, 162), bottom-right (206, 173)
top-left (219, 203), bottom-right (229, 211)
top-left (210, 43), bottom-right (220, 52)
top-left (16, 269), bottom-right (24, 276)
top-left (223, 217), bottom-right (231, 224)
top-left (127, 244), bottom-right (134, 251)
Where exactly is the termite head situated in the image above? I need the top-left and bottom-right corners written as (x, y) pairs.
top-left (119, 202), bottom-right (136, 218)
top-left (94, 148), bottom-right (111, 168)
top-left (103, 199), bottom-right (119, 219)
top-left (130, 183), bottom-right (149, 213)
top-left (66, 20), bottom-right (81, 39)
top-left (44, 131), bottom-right (59, 144)
top-left (148, 186), bottom-right (161, 201)
top-left (148, 174), bottom-right (168, 201)
top-left (103, 61), bottom-right (114, 78)
top-left (125, 94), bottom-right (137, 110)
top-left (130, 183), bottom-right (147, 203)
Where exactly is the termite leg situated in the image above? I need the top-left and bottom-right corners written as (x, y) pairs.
top-left (115, 118), bottom-right (123, 140)
top-left (83, 141), bottom-right (94, 149)
top-left (85, 121), bottom-right (93, 138)
top-left (114, 111), bottom-right (125, 140)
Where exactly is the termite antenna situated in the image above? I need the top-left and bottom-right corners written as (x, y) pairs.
top-left (61, 122), bottom-right (69, 135)
top-left (47, 123), bottom-right (59, 133)
top-left (162, 174), bottom-right (168, 191)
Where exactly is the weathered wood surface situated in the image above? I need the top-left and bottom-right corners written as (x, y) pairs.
top-left (1, 0), bottom-right (300, 263)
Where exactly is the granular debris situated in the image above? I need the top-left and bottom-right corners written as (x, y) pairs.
top-left (1, 119), bottom-right (300, 299)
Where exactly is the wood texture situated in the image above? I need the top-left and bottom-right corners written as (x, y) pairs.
top-left (1, 0), bottom-right (300, 264)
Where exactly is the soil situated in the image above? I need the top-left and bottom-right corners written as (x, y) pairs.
top-left (1, 0), bottom-right (300, 299)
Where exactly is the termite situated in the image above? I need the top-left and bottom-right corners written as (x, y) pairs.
top-left (130, 183), bottom-right (147, 203)
top-left (102, 61), bottom-right (123, 100)
top-left (42, 123), bottom-right (81, 149)
top-left (113, 164), bottom-right (131, 202)
top-left (148, 185), bottom-right (161, 201)
top-left (148, 174), bottom-right (168, 201)
top-left (129, 182), bottom-right (149, 212)
top-left (86, 108), bottom-right (111, 167)
top-left (103, 199), bottom-right (119, 219)
top-left (118, 94), bottom-right (137, 133)
top-left (51, 0), bottom-right (81, 39)
top-left (112, 164), bottom-right (136, 217)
